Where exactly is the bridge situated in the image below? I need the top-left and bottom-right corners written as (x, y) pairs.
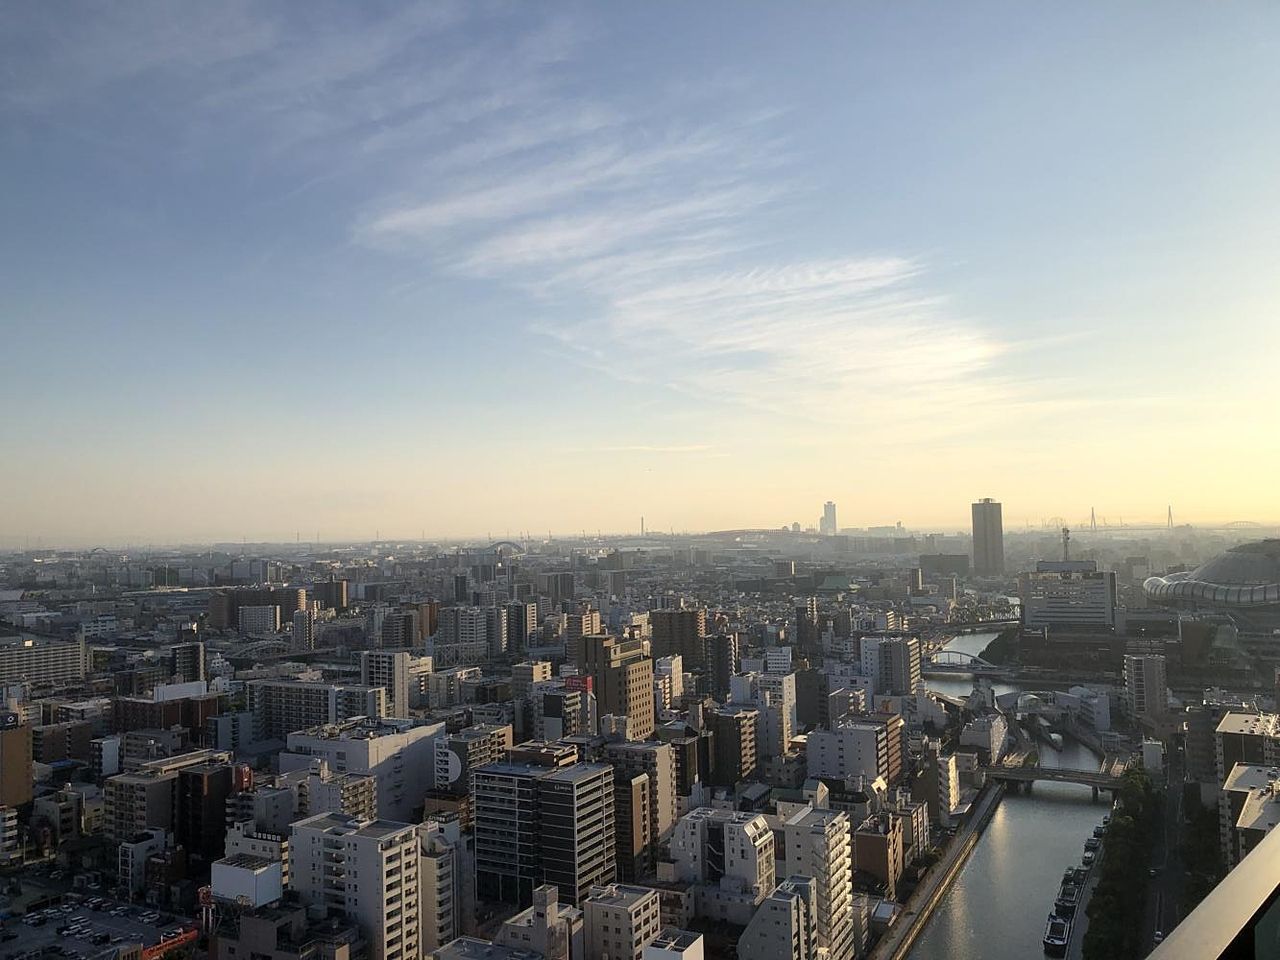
top-left (924, 649), bottom-right (1010, 676)
top-left (984, 753), bottom-right (1133, 791)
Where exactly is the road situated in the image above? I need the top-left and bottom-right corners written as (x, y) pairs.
top-left (1144, 745), bottom-right (1187, 954)
top-left (1067, 847), bottom-right (1104, 960)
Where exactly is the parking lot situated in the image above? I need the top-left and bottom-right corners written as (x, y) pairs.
top-left (2, 893), bottom-right (192, 960)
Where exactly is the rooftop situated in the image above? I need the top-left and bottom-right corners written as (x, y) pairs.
top-left (647, 928), bottom-right (703, 952)
top-left (1215, 712), bottom-right (1280, 738)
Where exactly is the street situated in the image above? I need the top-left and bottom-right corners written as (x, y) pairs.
top-left (1144, 745), bottom-right (1187, 954)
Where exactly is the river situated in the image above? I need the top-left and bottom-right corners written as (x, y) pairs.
top-left (908, 631), bottom-right (1108, 960)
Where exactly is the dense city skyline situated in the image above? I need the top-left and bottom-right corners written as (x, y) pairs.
top-left (5, 3), bottom-right (1280, 542)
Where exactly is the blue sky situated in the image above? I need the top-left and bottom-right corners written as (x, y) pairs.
top-left (3, 2), bottom-right (1279, 544)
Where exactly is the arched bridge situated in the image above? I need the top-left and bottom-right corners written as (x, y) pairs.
top-left (490, 540), bottom-right (526, 554)
top-left (925, 649), bottom-right (1009, 675)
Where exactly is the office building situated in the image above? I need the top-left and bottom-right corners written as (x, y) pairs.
top-left (507, 602), bottom-right (540, 653)
top-left (290, 813), bottom-right (420, 960)
top-left (820, 501), bottom-right (838, 536)
top-left (0, 721), bottom-right (33, 807)
top-left (1020, 560), bottom-right (1117, 630)
top-left (281, 717), bottom-right (445, 822)
top-left (1123, 654), bottom-right (1168, 720)
top-left (176, 762), bottom-right (238, 862)
top-left (971, 498), bottom-right (1004, 577)
top-left (643, 930), bottom-right (703, 960)
top-left (1215, 713), bottom-right (1280, 786)
top-left (583, 884), bottom-right (662, 960)
top-left (473, 758), bottom-right (616, 908)
top-left (580, 635), bottom-right (655, 740)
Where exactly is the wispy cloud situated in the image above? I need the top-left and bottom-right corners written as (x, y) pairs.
top-left (2, 4), bottom-right (1060, 448)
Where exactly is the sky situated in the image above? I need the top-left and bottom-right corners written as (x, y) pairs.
top-left (3, 2), bottom-right (1279, 546)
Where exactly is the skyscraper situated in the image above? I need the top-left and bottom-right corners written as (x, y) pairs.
top-left (820, 501), bottom-right (838, 536)
top-left (971, 498), bottom-right (1005, 577)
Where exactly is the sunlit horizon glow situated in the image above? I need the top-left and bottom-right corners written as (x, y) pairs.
top-left (3, 3), bottom-right (1279, 546)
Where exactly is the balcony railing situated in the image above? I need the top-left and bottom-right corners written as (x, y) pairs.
top-left (1151, 818), bottom-right (1280, 959)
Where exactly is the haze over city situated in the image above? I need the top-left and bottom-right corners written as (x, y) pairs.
top-left (5, 3), bottom-right (1280, 544)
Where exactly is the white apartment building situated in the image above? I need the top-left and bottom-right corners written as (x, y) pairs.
top-left (290, 813), bottom-right (420, 960)
top-left (780, 807), bottom-right (856, 960)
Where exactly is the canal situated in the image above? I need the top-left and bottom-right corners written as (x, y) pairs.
top-left (909, 633), bottom-right (1108, 960)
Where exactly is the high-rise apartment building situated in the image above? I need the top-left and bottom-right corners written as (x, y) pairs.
top-left (780, 807), bottom-right (856, 960)
top-left (361, 651), bottom-right (411, 719)
top-left (859, 636), bottom-right (922, 697)
top-left (705, 634), bottom-right (740, 699)
top-left (580, 635), bottom-right (655, 740)
top-left (239, 605), bottom-right (282, 637)
top-left (434, 724), bottom-right (514, 798)
top-left (0, 721), bottom-right (33, 807)
top-left (291, 609), bottom-right (316, 651)
top-left (0, 636), bottom-right (88, 686)
top-left (603, 740), bottom-right (678, 843)
top-left (1123, 654), bottom-right (1168, 720)
top-left (650, 610), bottom-right (706, 669)
top-left (289, 813), bottom-right (420, 960)
top-left (669, 808), bottom-right (775, 923)
top-left (247, 680), bottom-right (388, 740)
top-left (169, 641), bottom-right (206, 683)
top-left (418, 815), bottom-right (468, 954)
top-left (473, 759), bottom-right (617, 908)
top-left (807, 715), bottom-right (905, 786)
top-left (176, 762), bottom-right (237, 862)
top-left (971, 498), bottom-right (1004, 577)
top-left (706, 705), bottom-right (759, 788)
top-left (738, 876), bottom-right (819, 960)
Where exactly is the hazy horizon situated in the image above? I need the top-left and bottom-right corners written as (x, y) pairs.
top-left (5, 3), bottom-right (1279, 543)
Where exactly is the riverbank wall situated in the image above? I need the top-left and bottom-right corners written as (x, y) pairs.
top-left (868, 780), bottom-right (1006, 960)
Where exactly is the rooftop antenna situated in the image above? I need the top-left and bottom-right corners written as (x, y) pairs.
top-left (1061, 526), bottom-right (1071, 562)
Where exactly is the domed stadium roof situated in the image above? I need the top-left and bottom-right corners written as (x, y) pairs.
top-left (1144, 540), bottom-right (1280, 607)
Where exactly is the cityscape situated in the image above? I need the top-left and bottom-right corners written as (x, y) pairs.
top-left (2, 507), bottom-right (1280, 960)
top-left (5, 5), bottom-right (1280, 960)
